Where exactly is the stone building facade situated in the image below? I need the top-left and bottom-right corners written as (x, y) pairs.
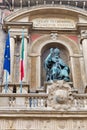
top-left (0, 0), bottom-right (87, 130)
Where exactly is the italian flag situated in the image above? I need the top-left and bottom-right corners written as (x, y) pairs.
top-left (20, 32), bottom-right (24, 81)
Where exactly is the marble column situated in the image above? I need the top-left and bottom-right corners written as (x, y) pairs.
top-left (36, 55), bottom-right (41, 87)
top-left (70, 55), bottom-right (83, 92)
top-left (3, 36), bottom-right (15, 84)
top-left (81, 38), bottom-right (87, 78)
top-left (29, 53), bottom-right (41, 91)
top-left (9, 36), bottom-right (15, 83)
top-left (80, 56), bottom-right (87, 92)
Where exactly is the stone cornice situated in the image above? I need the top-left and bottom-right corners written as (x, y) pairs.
top-left (77, 23), bottom-right (87, 30)
top-left (4, 21), bottom-right (87, 34)
top-left (3, 21), bottom-right (33, 31)
top-left (0, 93), bottom-right (48, 97)
top-left (0, 110), bottom-right (87, 118)
top-left (2, 21), bottom-right (78, 34)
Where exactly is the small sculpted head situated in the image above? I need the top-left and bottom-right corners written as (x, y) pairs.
top-left (54, 48), bottom-right (60, 56)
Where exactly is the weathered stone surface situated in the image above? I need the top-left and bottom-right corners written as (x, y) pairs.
top-left (47, 80), bottom-right (73, 110)
top-left (0, 25), bottom-right (6, 85)
top-left (1, 4), bottom-right (87, 130)
top-left (0, 111), bottom-right (87, 130)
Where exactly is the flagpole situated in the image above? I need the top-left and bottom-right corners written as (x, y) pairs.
top-left (5, 71), bottom-right (8, 93)
top-left (20, 80), bottom-right (22, 93)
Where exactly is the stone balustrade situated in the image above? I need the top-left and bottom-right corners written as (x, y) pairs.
top-left (72, 93), bottom-right (87, 110)
top-left (0, 93), bottom-right (48, 109)
top-left (0, 92), bottom-right (87, 111)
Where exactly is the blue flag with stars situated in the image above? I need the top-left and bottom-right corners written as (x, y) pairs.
top-left (3, 31), bottom-right (10, 74)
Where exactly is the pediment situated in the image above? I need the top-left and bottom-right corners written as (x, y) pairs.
top-left (4, 6), bottom-right (87, 22)
top-left (3, 6), bottom-right (87, 31)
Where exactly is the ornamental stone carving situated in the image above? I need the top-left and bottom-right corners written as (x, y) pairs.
top-left (47, 80), bottom-right (73, 110)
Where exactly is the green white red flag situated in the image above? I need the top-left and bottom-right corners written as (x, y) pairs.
top-left (20, 31), bottom-right (24, 81)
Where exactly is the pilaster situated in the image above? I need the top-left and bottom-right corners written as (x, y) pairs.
top-left (80, 30), bottom-right (87, 79)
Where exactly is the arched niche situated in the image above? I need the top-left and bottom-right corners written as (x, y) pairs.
top-left (30, 34), bottom-right (83, 91)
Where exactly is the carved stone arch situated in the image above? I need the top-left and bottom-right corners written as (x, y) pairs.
top-left (30, 35), bottom-right (83, 91)
top-left (30, 35), bottom-right (79, 55)
top-left (4, 6), bottom-right (87, 22)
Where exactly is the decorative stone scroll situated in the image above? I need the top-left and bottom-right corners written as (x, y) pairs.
top-left (32, 18), bottom-right (76, 29)
top-left (47, 80), bottom-right (87, 111)
top-left (47, 80), bottom-right (73, 110)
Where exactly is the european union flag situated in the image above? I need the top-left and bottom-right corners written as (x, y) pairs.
top-left (3, 32), bottom-right (10, 74)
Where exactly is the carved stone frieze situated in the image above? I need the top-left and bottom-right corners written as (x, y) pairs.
top-left (0, 118), bottom-right (87, 130)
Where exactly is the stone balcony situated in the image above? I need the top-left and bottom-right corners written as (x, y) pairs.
top-left (0, 81), bottom-right (87, 111)
top-left (0, 92), bottom-right (87, 111)
top-left (0, 93), bottom-right (48, 109)
top-left (0, 81), bottom-right (87, 129)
